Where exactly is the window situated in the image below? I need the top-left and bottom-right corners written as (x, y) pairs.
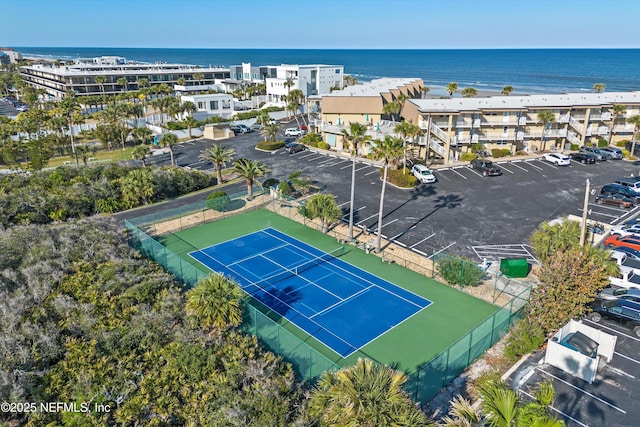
top-left (210, 100), bottom-right (218, 110)
top-left (222, 101), bottom-right (231, 110)
top-left (197, 102), bottom-right (205, 109)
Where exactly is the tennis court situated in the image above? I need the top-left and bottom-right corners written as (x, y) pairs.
top-left (190, 227), bottom-right (432, 357)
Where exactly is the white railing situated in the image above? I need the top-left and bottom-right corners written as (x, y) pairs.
top-left (567, 131), bottom-right (581, 145)
top-left (429, 139), bottom-right (446, 157)
top-left (430, 122), bottom-right (449, 142)
top-left (558, 114), bottom-right (570, 123)
top-left (569, 116), bottom-right (583, 132)
top-left (516, 131), bottom-right (525, 141)
top-left (518, 117), bottom-right (527, 126)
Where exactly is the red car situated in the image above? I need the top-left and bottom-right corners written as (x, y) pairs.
top-left (604, 235), bottom-right (640, 252)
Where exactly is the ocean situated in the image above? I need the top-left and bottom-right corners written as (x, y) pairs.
top-left (13, 47), bottom-right (640, 95)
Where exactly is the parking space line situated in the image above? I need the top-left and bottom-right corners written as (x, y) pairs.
top-left (536, 159), bottom-right (558, 169)
top-left (509, 162), bottom-right (529, 172)
top-left (298, 152), bottom-right (316, 159)
top-left (379, 218), bottom-right (398, 229)
top-left (365, 169), bottom-right (379, 176)
top-left (340, 163), bottom-right (353, 170)
top-left (536, 368), bottom-right (626, 414)
top-left (497, 164), bottom-right (514, 174)
top-left (518, 389), bottom-right (588, 427)
top-left (410, 233), bottom-right (436, 248)
top-left (355, 165), bottom-right (370, 172)
top-left (389, 224), bottom-right (418, 242)
top-left (615, 351), bottom-right (640, 366)
top-left (571, 160), bottom-right (587, 167)
top-left (338, 201), bottom-right (349, 207)
top-left (433, 171), bottom-right (451, 181)
top-left (317, 157), bottom-right (337, 165)
top-left (356, 213), bottom-right (377, 225)
top-left (428, 242), bottom-right (456, 259)
top-left (450, 167), bottom-right (469, 179)
top-left (343, 205), bottom-right (366, 218)
top-left (307, 155), bottom-right (324, 162)
top-left (524, 159), bottom-right (544, 171)
top-left (578, 209), bottom-right (619, 219)
top-left (583, 318), bottom-right (640, 343)
top-left (587, 203), bottom-right (630, 213)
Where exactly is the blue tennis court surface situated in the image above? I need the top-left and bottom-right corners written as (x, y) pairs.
top-left (189, 228), bottom-right (432, 357)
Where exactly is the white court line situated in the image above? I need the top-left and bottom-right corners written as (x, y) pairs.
top-left (536, 368), bottom-right (626, 414)
top-left (518, 389), bottom-right (588, 427)
top-left (410, 233), bottom-right (436, 248)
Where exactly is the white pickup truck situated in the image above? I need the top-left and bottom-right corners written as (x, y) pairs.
top-left (609, 266), bottom-right (640, 290)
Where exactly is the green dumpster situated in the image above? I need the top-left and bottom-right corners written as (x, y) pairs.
top-left (500, 258), bottom-right (529, 278)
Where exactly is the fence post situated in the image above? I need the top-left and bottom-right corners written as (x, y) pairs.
top-left (490, 312), bottom-right (497, 346)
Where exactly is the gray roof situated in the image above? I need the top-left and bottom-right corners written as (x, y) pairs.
top-left (409, 91), bottom-right (640, 113)
top-left (326, 78), bottom-right (422, 97)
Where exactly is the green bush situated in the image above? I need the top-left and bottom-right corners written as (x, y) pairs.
top-left (317, 141), bottom-right (330, 150)
top-left (460, 152), bottom-right (476, 162)
top-left (516, 150), bottom-right (526, 156)
top-left (277, 181), bottom-right (293, 196)
top-left (300, 133), bottom-right (322, 147)
top-left (437, 256), bottom-right (484, 287)
top-left (470, 143), bottom-right (484, 153)
top-left (597, 138), bottom-right (608, 147)
top-left (623, 149), bottom-right (631, 158)
top-left (570, 144), bottom-right (579, 151)
top-left (205, 191), bottom-right (231, 211)
top-left (504, 319), bottom-right (546, 361)
top-left (262, 178), bottom-right (280, 189)
top-left (617, 139), bottom-right (630, 148)
top-left (256, 140), bottom-right (285, 150)
top-left (491, 148), bottom-right (511, 158)
top-left (383, 168), bottom-right (417, 188)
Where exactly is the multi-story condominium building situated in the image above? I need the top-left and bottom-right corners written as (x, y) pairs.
top-left (229, 63), bottom-right (276, 83)
top-left (179, 93), bottom-right (235, 121)
top-left (19, 56), bottom-right (231, 99)
top-left (399, 92), bottom-right (640, 165)
top-left (317, 78), bottom-right (424, 150)
top-left (265, 64), bottom-right (344, 104)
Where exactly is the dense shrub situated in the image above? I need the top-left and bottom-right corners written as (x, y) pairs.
top-left (383, 168), bottom-right (417, 188)
top-left (460, 152), bottom-right (476, 162)
top-left (205, 191), bottom-right (231, 211)
top-left (437, 256), bottom-right (484, 287)
top-left (317, 141), bottom-right (331, 150)
top-left (300, 133), bottom-right (322, 147)
top-left (617, 139), bottom-right (630, 148)
top-left (623, 149), bottom-right (631, 158)
top-left (504, 319), bottom-right (546, 361)
top-left (277, 181), bottom-right (293, 196)
top-left (597, 138), bottom-right (608, 147)
top-left (516, 150), bottom-right (526, 156)
top-left (470, 143), bottom-right (484, 153)
top-left (256, 140), bottom-right (285, 151)
top-left (491, 148), bottom-right (511, 158)
top-left (570, 143), bottom-right (579, 151)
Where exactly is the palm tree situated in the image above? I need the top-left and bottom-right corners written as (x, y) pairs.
top-left (132, 126), bottom-right (153, 145)
top-left (233, 158), bottom-right (270, 200)
top-left (186, 274), bottom-right (244, 331)
top-left (608, 104), bottom-right (626, 145)
top-left (176, 77), bottom-right (186, 86)
top-left (382, 100), bottom-right (401, 124)
top-left (288, 88), bottom-right (306, 126)
top-left (537, 110), bottom-right (556, 151)
top-left (421, 86), bottom-right (430, 99)
top-left (593, 83), bottom-right (606, 93)
top-left (284, 78), bottom-right (295, 117)
top-left (261, 122), bottom-right (280, 142)
top-left (304, 194), bottom-right (342, 233)
top-left (131, 144), bottom-right (151, 167)
top-left (478, 380), bottom-right (520, 427)
top-left (501, 85), bottom-right (514, 96)
top-left (447, 82), bottom-right (459, 97)
top-left (308, 358), bottom-right (430, 426)
top-left (628, 115), bottom-right (640, 158)
top-left (136, 77), bottom-right (149, 91)
top-left (117, 77), bottom-right (128, 93)
top-left (182, 100), bottom-right (197, 118)
top-left (193, 72), bottom-right (204, 87)
top-left (59, 90), bottom-right (81, 166)
top-left (395, 121), bottom-right (421, 173)
top-left (371, 136), bottom-right (404, 252)
top-left (95, 75), bottom-right (107, 97)
top-left (342, 122), bottom-right (372, 241)
top-left (183, 116), bottom-right (199, 139)
top-left (461, 87), bottom-right (478, 98)
top-left (159, 132), bottom-right (179, 167)
top-left (119, 168), bottom-right (155, 207)
top-left (199, 144), bottom-right (235, 185)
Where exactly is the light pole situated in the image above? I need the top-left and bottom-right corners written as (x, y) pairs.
top-left (580, 179), bottom-right (591, 246)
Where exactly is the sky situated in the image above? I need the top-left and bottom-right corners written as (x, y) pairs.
top-left (1, 0), bottom-right (639, 49)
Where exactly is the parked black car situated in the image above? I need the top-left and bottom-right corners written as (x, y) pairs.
top-left (285, 142), bottom-right (306, 154)
top-left (601, 183), bottom-right (640, 204)
top-left (569, 152), bottom-right (596, 164)
top-left (469, 159), bottom-right (501, 177)
top-left (589, 297), bottom-right (640, 337)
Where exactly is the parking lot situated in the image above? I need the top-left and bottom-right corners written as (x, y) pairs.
top-left (508, 316), bottom-right (640, 427)
top-left (138, 129), bottom-right (640, 261)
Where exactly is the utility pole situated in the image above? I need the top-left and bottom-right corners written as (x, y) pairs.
top-left (580, 179), bottom-right (590, 246)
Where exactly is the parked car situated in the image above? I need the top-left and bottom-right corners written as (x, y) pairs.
top-left (609, 246), bottom-right (640, 259)
top-left (589, 297), bottom-right (640, 337)
top-left (284, 127), bottom-right (303, 137)
top-left (237, 124), bottom-right (253, 133)
top-left (569, 152), bottom-right (596, 164)
top-left (299, 124), bottom-right (308, 132)
top-left (608, 266), bottom-right (640, 290)
top-left (251, 123), bottom-right (263, 131)
top-left (600, 183), bottom-right (640, 204)
top-left (579, 146), bottom-right (607, 161)
top-left (411, 164), bottom-right (437, 184)
top-left (600, 147), bottom-right (623, 159)
top-left (597, 287), bottom-right (640, 302)
top-left (469, 159), bottom-right (501, 177)
top-left (541, 153), bottom-right (570, 166)
top-left (610, 250), bottom-right (640, 273)
top-left (595, 193), bottom-right (635, 209)
top-left (284, 142), bottom-right (306, 154)
top-left (626, 141), bottom-right (640, 155)
top-left (229, 124), bottom-right (243, 134)
top-left (604, 234), bottom-right (640, 251)
top-left (614, 177), bottom-right (640, 193)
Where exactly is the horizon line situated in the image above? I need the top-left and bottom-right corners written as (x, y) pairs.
top-left (9, 46), bottom-right (640, 51)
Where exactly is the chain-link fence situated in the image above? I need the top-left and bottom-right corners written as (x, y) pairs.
top-left (124, 187), bottom-right (532, 402)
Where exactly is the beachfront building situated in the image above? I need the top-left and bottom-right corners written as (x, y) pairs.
top-left (265, 64), bottom-right (344, 105)
top-left (400, 92), bottom-right (640, 165)
top-left (19, 56), bottom-right (231, 99)
top-left (0, 48), bottom-right (22, 64)
top-left (317, 78), bottom-right (424, 151)
top-left (179, 93), bottom-right (235, 121)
